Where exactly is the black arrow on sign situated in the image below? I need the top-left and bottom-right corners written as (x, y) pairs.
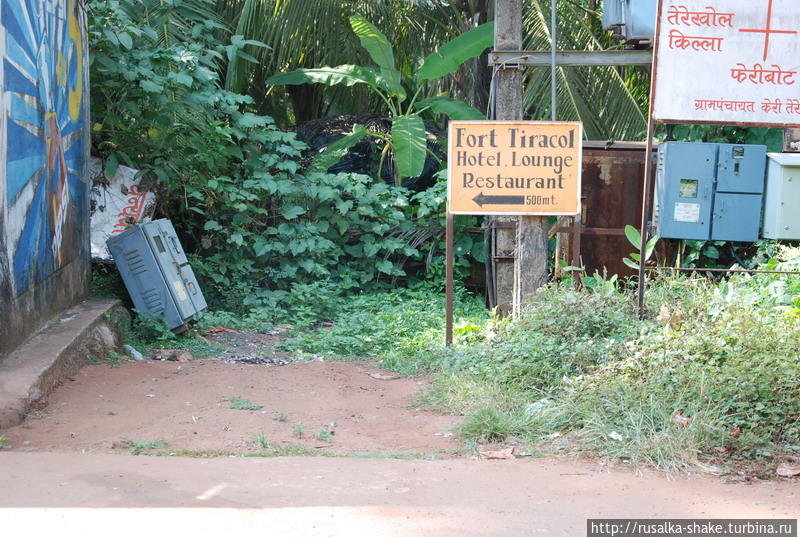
top-left (472, 192), bottom-right (525, 207)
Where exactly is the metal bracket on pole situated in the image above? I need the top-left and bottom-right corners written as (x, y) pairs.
top-left (489, 50), bottom-right (653, 67)
top-left (490, 54), bottom-right (524, 70)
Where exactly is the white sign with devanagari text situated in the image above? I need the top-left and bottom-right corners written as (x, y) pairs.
top-left (653, 0), bottom-right (800, 127)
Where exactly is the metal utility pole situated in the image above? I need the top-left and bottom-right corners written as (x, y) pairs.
top-left (494, 0), bottom-right (549, 316)
top-left (550, 0), bottom-right (557, 121)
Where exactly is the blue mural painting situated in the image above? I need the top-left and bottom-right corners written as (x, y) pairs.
top-left (1, 0), bottom-right (89, 297)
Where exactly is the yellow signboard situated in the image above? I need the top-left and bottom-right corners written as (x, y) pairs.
top-left (447, 121), bottom-right (582, 215)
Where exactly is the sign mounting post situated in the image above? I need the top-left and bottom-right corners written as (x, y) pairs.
top-left (445, 0), bottom-right (582, 344)
top-left (444, 120), bottom-right (582, 343)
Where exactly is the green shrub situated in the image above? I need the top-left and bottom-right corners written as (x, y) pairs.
top-left (537, 389), bottom-right (727, 472)
top-left (90, 261), bottom-right (128, 301)
top-left (531, 278), bottom-right (800, 469)
top-left (436, 283), bottom-right (641, 390)
top-left (456, 407), bottom-right (530, 443)
top-left (130, 310), bottom-right (178, 346)
top-left (398, 262), bottom-right (800, 470)
top-left (89, 0), bottom-right (426, 312)
top-left (277, 284), bottom-right (487, 365)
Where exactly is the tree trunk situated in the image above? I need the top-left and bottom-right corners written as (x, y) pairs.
top-left (288, 84), bottom-right (324, 123)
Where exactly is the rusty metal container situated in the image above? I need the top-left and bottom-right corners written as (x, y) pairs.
top-left (574, 141), bottom-right (654, 276)
top-left (487, 141), bottom-right (656, 307)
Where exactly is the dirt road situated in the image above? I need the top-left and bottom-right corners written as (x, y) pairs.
top-left (0, 451), bottom-right (797, 536)
top-left (3, 359), bottom-right (459, 455)
top-left (0, 359), bottom-right (798, 536)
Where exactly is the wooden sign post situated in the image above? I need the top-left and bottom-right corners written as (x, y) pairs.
top-left (638, 0), bottom-right (800, 315)
top-left (445, 121), bottom-right (582, 344)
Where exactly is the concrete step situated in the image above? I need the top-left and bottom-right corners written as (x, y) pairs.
top-left (0, 298), bottom-right (126, 429)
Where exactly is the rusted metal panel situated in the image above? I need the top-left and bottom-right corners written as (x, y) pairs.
top-left (579, 145), bottom-right (650, 275)
top-left (486, 142), bottom-right (657, 303)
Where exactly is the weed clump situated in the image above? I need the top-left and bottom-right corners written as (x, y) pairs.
top-left (456, 407), bottom-right (529, 443)
top-left (315, 429), bottom-right (333, 442)
top-left (428, 261), bottom-right (800, 471)
top-left (439, 284), bottom-right (641, 391)
top-left (292, 422), bottom-right (306, 438)
top-left (123, 439), bottom-right (170, 455)
top-left (516, 265), bottom-right (800, 470)
top-left (536, 304), bottom-right (800, 456)
top-left (221, 396), bottom-right (264, 411)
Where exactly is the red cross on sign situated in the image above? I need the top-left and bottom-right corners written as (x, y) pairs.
top-left (740, 0), bottom-right (798, 60)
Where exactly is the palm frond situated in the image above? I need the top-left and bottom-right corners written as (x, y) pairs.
top-left (125, 0), bottom-right (226, 46)
top-left (522, 1), bottom-right (647, 140)
top-left (217, 0), bottom-right (467, 118)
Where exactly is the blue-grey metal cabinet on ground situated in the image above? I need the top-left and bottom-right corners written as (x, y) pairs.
top-left (107, 219), bottom-right (207, 330)
top-left (655, 142), bottom-right (767, 242)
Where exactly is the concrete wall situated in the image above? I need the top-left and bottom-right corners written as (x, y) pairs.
top-left (0, 0), bottom-right (91, 358)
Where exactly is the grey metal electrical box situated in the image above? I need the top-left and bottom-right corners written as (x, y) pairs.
top-left (602, 0), bottom-right (657, 43)
top-left (763, 153), bottom-right (800, 239)
top-left (655, 142), bottom-right (766, 242)
top-left (107, 219), bottom-right (207, 330)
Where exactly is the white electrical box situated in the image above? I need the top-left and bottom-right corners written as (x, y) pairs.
top-left (763, 153), bottom-right (800, 240)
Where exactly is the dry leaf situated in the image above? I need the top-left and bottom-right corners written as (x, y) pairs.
top-left (479, 446), bottom-right (515, 460)
top-left (776, 464), bottom-right (800, 477)
top-left (671, 412), bottom-right (692, 427)
top-left (657, 304), bottom-right (684, 330)
top-left (205, 326), bottom-right (238, 334)
top-left (368, 372), bottom-right (400, 381)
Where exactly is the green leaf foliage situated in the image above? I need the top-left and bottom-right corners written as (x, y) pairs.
top-left (90, 0), bottom-right (487, 314)
top-left (622, 257), bottom-right (640, 270)
top-left (349, 13), bottom-right (396, 73)
top-left (309, 125), bottom-right (370, 172)
top-left (266, 65), bottom-right (382, 89)
top-left (624, 225), bottom-right (641, 249)
top-left (265, 14), bottom-right (494, 181)
top-left (623, 226), bottom-right (658, 268)
top-left (220, 0), bottom-right (465, 120)
top-left (644, 235), bottom-right (660, 259)
top-left (391, 114), bottom-right (427, 179)
top-left (417, 22), bottom-right (494, 81)
top-left (349, 13), bottom-right (405, 99)
top-left (415, 97), bottom-right (485, 120)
